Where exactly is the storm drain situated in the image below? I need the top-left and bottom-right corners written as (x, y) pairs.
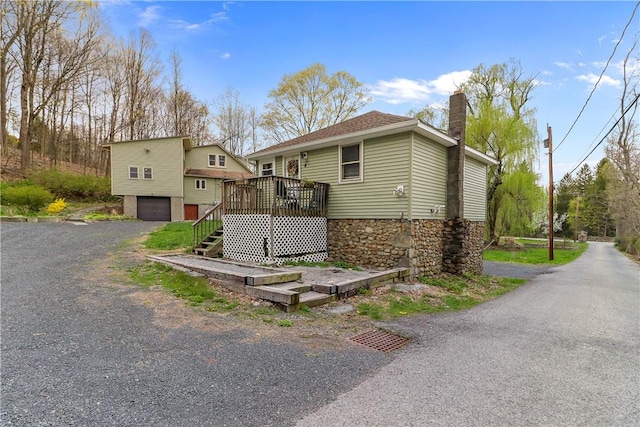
top-left (349, 329), bottom-right (411, 353)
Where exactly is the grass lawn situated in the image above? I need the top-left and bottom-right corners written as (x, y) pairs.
top-left (129, 224), bottom-right (538, 324)
top-left (144, 221), bottom-right (195, 251)
top-left (484, 240), bottom-right (588, 265)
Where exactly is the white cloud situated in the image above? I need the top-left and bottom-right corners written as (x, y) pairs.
top-left (577, 62), bottom-right (586, 67)
top-left (554, 62), bottom-right (572, 70)
top-left (220, 52), bottom-right (231, 60)
top-left (541, 70), bottom-right (552, 76)
top-left (138, 5), bottom-right (161, 27)
top-left (168, 11), bottom-right (228, 32)
top-left (369, 70), bottom-right (471, 105)
top-left (576, 73), bottom-right (621, 88)
top-left (598, 35), bottom-right (606, 46)
top-left (576, 49), bottom-right (583, 56)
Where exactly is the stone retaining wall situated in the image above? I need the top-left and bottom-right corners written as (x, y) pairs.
top-left (328, 218), bottom-right (484, 277)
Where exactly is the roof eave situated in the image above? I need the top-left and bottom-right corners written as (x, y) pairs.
top-left (248, 120), bottom-right (460, 160)
top-left (248, 120), bottom-right (497, 166)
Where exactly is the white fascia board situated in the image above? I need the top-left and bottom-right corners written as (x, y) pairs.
top-left (248, 120), bottom-right (497, 166)
top-left (464, 146), bottom-right (499, 165)
top-left (248, 120), bottom-right (457, 160)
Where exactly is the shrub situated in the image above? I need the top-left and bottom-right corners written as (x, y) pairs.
top-left (1, 185), bottom-right (53, 211)
top-left (29, 170), bottom-right (113, 202)
top-left (46, 198), bottom-right (67, 214)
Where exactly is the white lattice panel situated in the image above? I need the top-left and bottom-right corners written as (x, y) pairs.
top-left (223, 214), bottom-right (328, 264)
top-left (223, 214), bottom-right (272, 263)
top-left (273, 216), bottom-right (327, 256)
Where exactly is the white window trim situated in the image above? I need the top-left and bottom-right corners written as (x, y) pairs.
top-left (195, 179), bottom-right (206, 190)
top-left (338, 142), bottom-right (363, 184)
top-left (218, 154), bottom-right (227, 168)
top-left (128, 165), bottom-right (139, 180)
top-left (261, 159), bottom-right (275, 177)
top-left (208, 154), bottom-right (216, 167)
top-left (142, 167), bottom-right (153, 180)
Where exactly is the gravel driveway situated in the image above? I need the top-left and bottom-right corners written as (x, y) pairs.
top-left (1, 222), bottom-right (390, 426)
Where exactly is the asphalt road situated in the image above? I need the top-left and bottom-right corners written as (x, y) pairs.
top-left (0, 222), bottom-right (390, 426)
top-left (298, 242), bottom-right (640, 426)
top-left (2, 223), bottom-right (638, 426)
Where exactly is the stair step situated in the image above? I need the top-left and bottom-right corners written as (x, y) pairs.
top-left (245, 285), bottom-right (299, 305)
top-left (270, 282), bottom-right (311, 293)
top-left (284, 291), bottom-right (337, 312)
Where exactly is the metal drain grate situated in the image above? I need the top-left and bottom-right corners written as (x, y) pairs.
top-left (349, 329), bottom-right (411, 353)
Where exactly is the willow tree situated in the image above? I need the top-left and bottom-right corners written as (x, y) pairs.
top-left (261, 63), bottom-right (370, 143)
top-left (460, 60), bottom-right (541, 241)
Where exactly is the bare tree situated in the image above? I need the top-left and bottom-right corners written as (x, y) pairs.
top-left (164, 50), bottom-right (213, 144)
top-left (12, 0), bottom-right (101, 170)
top-left (213, 87), bottom-right (251, 155)
top-left (605, 36), bottom-right (640, 253)
top-left (0, 0), bottom-right (21, 156)
top-left (122, 29), bottom-right (162, 140)
top-left (261, 63), bottom-right (370, 144)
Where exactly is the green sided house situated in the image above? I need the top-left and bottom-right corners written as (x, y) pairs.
top-left (227, 92), bottom-right (497, 277)
top-left (107, 136), bottom-right (253, 222)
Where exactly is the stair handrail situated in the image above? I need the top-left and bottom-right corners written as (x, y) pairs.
top-left (192, 202), bottom-right (223, 250)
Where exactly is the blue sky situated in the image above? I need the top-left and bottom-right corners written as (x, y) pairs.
top-left (100, 1), bottom-right (639, 183)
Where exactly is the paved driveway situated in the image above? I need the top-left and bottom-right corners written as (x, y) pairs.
top-left (1, 222), bottom-right (389, 426)
top-left (298, 242), bottom-right (640, 426)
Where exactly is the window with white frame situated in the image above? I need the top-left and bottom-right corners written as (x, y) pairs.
top-left (195, 179), bottom-right (206, 190)
top-left (218, 155), bottom-right (226, 167)
top-left (261, 162), bottom-right (273, 176)
top-left (208, 154), bottom-right (216, 167)
top-left (143, 167), bottom-right (153, 180)
top-left (129, 166), bottom-right (139, 179)
top-left (340, 143), bottom-right (362, 182)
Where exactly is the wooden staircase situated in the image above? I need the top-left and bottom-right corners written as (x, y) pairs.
top-left (192, 203), bottom-right (224, 257)
top-left (193, 227), bottom-right (223, 257)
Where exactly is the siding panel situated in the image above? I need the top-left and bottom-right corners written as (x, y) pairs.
top-left (464, 157), bottom-right (487, 221)
top-left (302, 133), bottom-right (411, 219)
top-left (410, 133), bottom-right (448, 219)
top-left (111, 138), bottom-right (184, 197)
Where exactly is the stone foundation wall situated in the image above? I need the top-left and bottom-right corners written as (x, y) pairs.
top-left (442, 218), bottom-right (484, 275)
top-left (328, 218), bottom-right (485, 277)
top-left (465, 221), bottom-right (485, 274)
top-left (410, 220), bottom-right (445, 277)
top-left (327, 219), bottom-right (411, 270)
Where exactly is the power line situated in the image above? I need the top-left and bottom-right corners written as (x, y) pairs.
top-left (553, 1), bottom-right (640, 153)
top-left (565, 92), bottom-right (640, 177)
top-left (571, 106), bottom-right (620, 168)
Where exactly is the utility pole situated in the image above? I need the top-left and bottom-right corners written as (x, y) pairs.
top-left (544, 125), bottom-right (554, 261)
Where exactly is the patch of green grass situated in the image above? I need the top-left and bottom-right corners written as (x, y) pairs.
top-left (483, 242), bottom-right (587, 265)
top-left (128, 261), bottom-right (240, 311)
top-left (283, 259), bottom-right (363, 271)
top-left (356, 274), bottom-right (527, 321)
top-left (331, 260), bottom-right (364, 271)
top-left (277, 319), bottom-right (293, 327)
top-left (84, 211), bottom-right (134, 221)
top-left (144, 222), bottom-right (196, 250)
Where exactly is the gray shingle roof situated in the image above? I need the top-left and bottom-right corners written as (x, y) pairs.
top-left (252, 111), bottom-right (413, 156)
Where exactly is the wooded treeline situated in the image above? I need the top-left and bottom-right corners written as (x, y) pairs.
top-left (0, 0), bottom-right (262, 175)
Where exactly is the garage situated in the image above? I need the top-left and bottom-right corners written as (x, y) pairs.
top-left (137, 196), bottom-right (171, 221)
